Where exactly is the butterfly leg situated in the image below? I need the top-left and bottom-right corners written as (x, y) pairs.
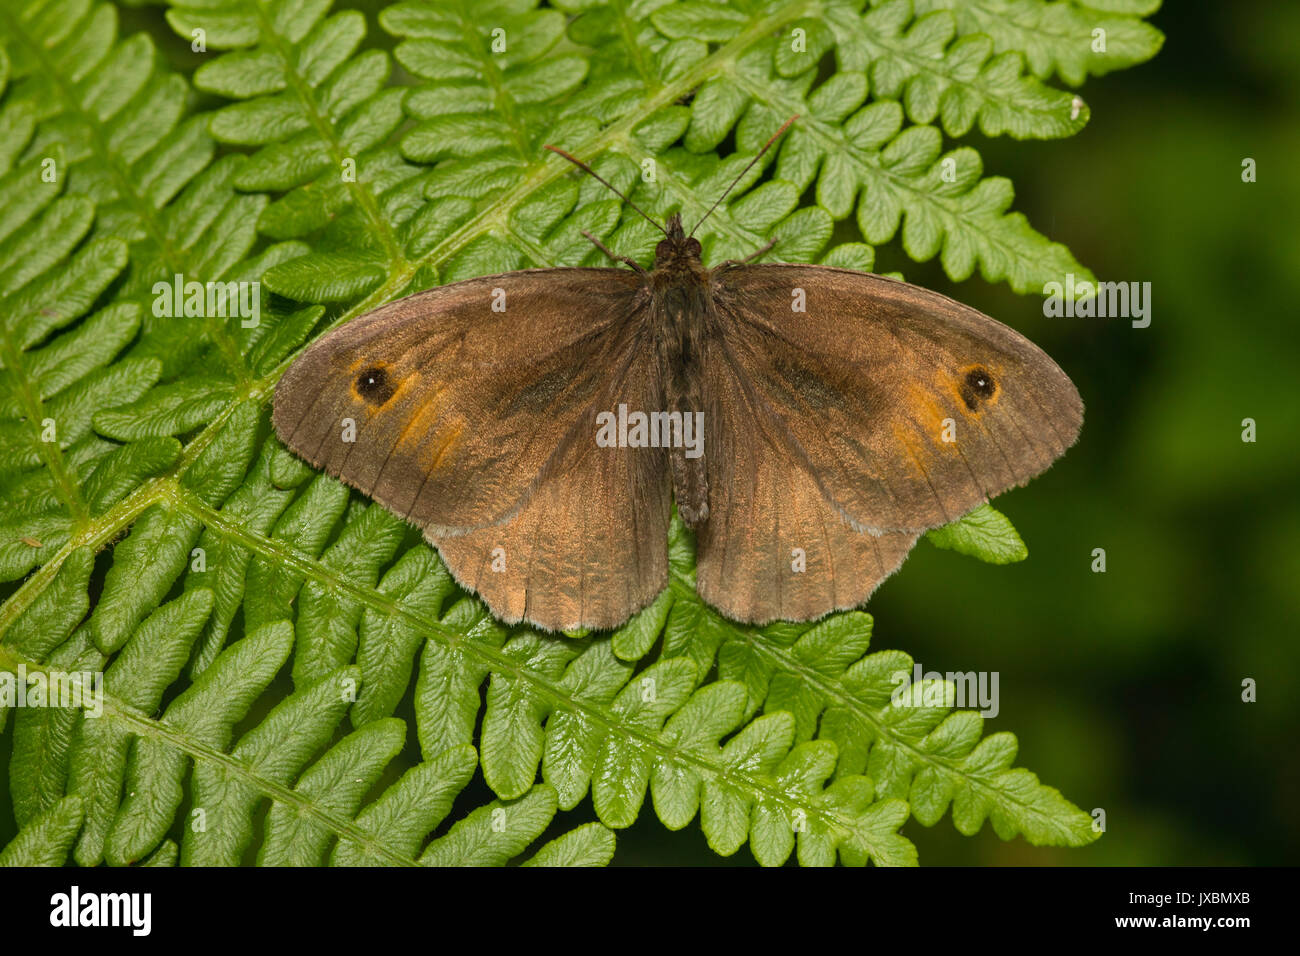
top-left (581, 230), bottom-right (646, 273)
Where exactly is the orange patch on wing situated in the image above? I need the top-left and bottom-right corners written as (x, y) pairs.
top-left (425, 419), bottom-right (465, 472)
top-left (889, 419), bottom-right (926, 475)
top-left (385, 373), bottom-right (416, 406)
top-left (383, 379), bottom-right (462, 473)
top-left (902, 379), bottom-right (952, 444)
top-left (394, 392), bottom-right (442, 449)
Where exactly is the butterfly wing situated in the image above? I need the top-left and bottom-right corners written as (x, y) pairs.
top-left (693, 264), bottom-right (1081, 623)
top-left (273, 268), bottom-right (673, 631)
top-left (709, 264), bottom-right (1082, 534)
top-left (427, 399), bottom-right (671, 630)
top-left (273, 268), bottom-right (648, 535)
top-left (694, 355), bottom-right (920, 622)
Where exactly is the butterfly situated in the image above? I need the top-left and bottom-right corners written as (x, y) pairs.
top-left (272, 121), bottom-right (1082, 633)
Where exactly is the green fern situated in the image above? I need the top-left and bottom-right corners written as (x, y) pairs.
top-left (0, 0), bottom-right (1162, 866)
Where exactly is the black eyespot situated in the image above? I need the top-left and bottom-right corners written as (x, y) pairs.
top-left (960, 367), bottom-right (996, 411)
top-left (355, 366), bottom-right (395, 405)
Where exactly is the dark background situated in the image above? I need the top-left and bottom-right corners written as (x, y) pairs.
top-left (7, 0), bottom-right (1294, 866)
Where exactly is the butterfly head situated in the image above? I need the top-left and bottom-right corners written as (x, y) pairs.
top-left (654, 213), bottom-right (703, 268)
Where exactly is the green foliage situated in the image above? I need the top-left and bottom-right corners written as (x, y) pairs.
top-left (0, 0), bottom-right (1160, 866)
top-left (925, 502), bottom-right (1027, 563)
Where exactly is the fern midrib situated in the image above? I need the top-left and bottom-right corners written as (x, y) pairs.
top-left (504, 226), bottom-right (558, 270)
top-left (609, 0), bottom-right (657, 85)
top-left (665, 565), bottom-right (1078, 840)
top-left (0, 472), bottom-right (170, 634)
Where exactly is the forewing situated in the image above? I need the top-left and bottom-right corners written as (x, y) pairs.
top-left (710, 264), bottom-right (1083, 533)
top-left (272, 268), bottom-right (646, 534)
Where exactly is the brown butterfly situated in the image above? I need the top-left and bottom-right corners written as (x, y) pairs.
top-left (272, 122), bottom-right (1082, 632)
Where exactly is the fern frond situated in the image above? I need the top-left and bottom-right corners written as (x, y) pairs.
top-left (0, 0), bottom-right (1161, 865)
top-left (172, 0), bottom-right (417, 295)
top-left (908, 0), bottom-right (1164, 85)
top-left (823, 0), bottom-right (1093, 139)
top-left (0, 795), bottom-right (84, 866)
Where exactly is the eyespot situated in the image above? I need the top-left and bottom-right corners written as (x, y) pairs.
top-left (355, 365), bottom-right (396, 405)
top-left (966, 368), bottom-right (995, 397)
top-left (959, 367), bottom-right (996, 411)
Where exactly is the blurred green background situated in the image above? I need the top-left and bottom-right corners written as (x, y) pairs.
top-left (7, 0), bottom-right (1295, 866)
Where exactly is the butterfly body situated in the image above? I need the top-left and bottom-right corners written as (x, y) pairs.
top-left (648, 214), bottom-right (713, 525)
top-left (274, 216), bottom-right (1081, 632)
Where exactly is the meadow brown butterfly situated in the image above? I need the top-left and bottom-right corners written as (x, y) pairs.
top-left (272, 120), bottom-right (1082, 632)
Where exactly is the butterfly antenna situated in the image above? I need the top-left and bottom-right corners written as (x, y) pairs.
top-left (544, 144), bottom-right (668, 237)
top-left (688, 115), bottom-right (798, 238)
